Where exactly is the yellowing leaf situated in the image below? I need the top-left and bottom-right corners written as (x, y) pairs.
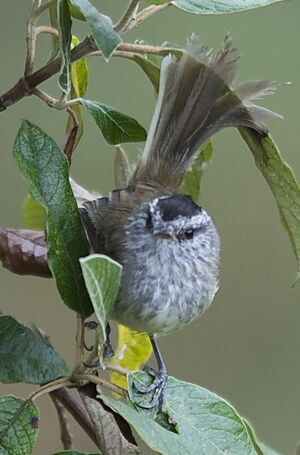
top-left (70, 36), bottom-right (88, 98)
top-left (111, 325), bottom-right (152, 391)
top-left (66, 36), bottom-right (89, 150)
top-left (22, 195), bottom-right (46, 231)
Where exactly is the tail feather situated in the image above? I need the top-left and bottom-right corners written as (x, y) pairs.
top-left (132, 35), bottom-right (281, 190)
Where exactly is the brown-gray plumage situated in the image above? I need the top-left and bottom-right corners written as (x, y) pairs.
top-left (81, 35), bottom-right (280, 263)
top-left (80, 36), bottom-right (280, 408)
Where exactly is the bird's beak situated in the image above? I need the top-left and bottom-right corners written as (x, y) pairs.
top-left (153, 231), bottom-right (178, 242)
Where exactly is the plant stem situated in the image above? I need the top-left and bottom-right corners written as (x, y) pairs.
top-left (75, 314), bottom-right (85, 369)
top-left (28, 377), bottom-right (73, 401)
top-left (32, 88), bottom-right (58, 106)
top-left (25, 0), bottom-right (55, 75)
top-left (31, 0), bottom-right (55, 23)
top-left (35, 25), bottom-right (59, 37)
top-left (105, 363), bottom-right (130, 376)
top-left (80, 374), bottom-right (127, 397)
top-left (118, 42), bottom-right (167, 54)
top-left (0, 38), bottom-right (167, 112)
top-left (24, 20), bottom-right (37, 75)
top-left (127, 3), bottom-right (171, 31)
top-left (114, 0), bottom-right (140, 33)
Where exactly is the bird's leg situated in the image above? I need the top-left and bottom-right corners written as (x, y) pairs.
top-left (134, 335), bottom-right (168, 409)
top-left (103, 322), bottom-right (114, 358)
top-left (83, 321), bottom-right (114, 368)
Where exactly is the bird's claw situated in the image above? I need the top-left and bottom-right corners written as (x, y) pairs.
top-left (83, 359), bottom-right (101, 369)
top-left (133, 366), bottom-right (168, 409)
top-left (83, 321), bottom-right (114, 358)
top-left (103, 341), bottom-right (114, 358)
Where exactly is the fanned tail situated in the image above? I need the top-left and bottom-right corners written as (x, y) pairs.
top-left (131, 35), bottom-right (281, 191)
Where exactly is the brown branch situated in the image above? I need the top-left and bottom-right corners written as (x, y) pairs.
top-left (50, 387), bottom-right (99, 449)
top-left (0, 37), bottom-right (165, 112)
top-left (0, 36), bottom-right (96, 112)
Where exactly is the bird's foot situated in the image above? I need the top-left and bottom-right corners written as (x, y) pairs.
top-left (83, 321), bottom-right (114, 358)
top-left (103, 340), bottom-right (114, 358)
top-left (133, 365), bottom-right (168, 409)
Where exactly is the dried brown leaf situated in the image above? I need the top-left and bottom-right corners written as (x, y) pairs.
top-left (0, 228), bottom-right (51, 278)
top-left (80, 383), bottom-right (140, 455)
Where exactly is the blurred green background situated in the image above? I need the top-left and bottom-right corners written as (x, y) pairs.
top-left (0, 1), bottom-right (300, 453)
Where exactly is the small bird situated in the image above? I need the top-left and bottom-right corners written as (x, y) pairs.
top-left (81, 36), bottom-right (280, 408)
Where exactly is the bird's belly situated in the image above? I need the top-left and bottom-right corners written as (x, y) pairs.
top-left (112, 270), bottom-right (216, 336)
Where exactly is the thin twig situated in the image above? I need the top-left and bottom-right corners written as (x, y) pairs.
top-left (31, 0), bottom-right (55, 23)
top-left (80, 374), bottom-right (127, 398)
top-left (86, 50), bottom-right (135, 59)
top-left (114, 0), bottom-right (140, 33)
top-left (35, 25), bottom-right (59, 37)
top-left (24, 21), bottom-right (36, 75)
top-left (50, 388), bottom-right (99, 448)
top-left (118, 42), bottom-right (167, 54)
top-left (25, 0), bottom-right (56, 74)
top-left (28, 377), bottom-right (73, 401)
top-left (127, 3), bottom-right (171, 31)
top-left (32, 87), bottom-right (58, 106)
top-left (75, 314), bottom-right (85, 369)
top-left (0, 39), bottom-right (169, 112)
top-left (50, 394), bottom-right (74, 450)
top-left (105, 363), bottom-right (130, 376)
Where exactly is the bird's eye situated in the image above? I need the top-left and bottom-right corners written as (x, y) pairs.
top-left (177, 229), bottom-right (194, 241)
top-left (184, 229), bottom-right (194, 240)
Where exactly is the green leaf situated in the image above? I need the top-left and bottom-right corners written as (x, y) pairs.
top-left (13, 120), bottom-right (93, 318)
top-left (22, 195), bottom-right (46, 230)
top-left (68, 0), bottom-right (86, 21)
top-left (58, 0), bottom-right (72, 94)
top-left (180, 141), bottom-right (213, 203)
top-left (66, 35), bottom-right (89, 149)
top-left (69, 0), bottom-right (122, 60)
top-left (80, 254), bottom-right (122, 348)
top-left (0, 396), bottom-right (39, 455)
top-left (129, 44), bottom-right (182, 94)
top-left (171, 0), bottom-right (286, 14)
top-left (82, 99), bottom-right (147, 145)
top-left (244, 419), bottom-right (282, 455)
top-left (110, 325), bottom-right (152, 392)
top-left (103, 375), bottom-right (257, 455)
top-left (243, 419), bottom-right (266, 455)
top-left (131, 55), bottom-right (161, 93)
top-left (0, 315), bottom-right (68, 384)
top-left (114, 146), bottom-right (131, 189)
top-left (70, 37), bottom-right (88, 98)
top-left (239, 129), bottom-right (300, 282)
